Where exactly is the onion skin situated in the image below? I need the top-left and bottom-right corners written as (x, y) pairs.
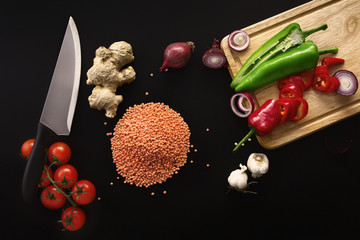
top-left (160, 41), bottom-right (195, 71)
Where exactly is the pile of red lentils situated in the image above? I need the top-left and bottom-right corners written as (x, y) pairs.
top-left (111, 102), bottom-right (191, 187)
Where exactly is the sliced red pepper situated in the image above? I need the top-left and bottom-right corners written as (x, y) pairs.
top-left (276, 98), bottom-right (298, 124)
top-left (279, 83), bottom-right (303, 99)
top-left (323, 76), bottom-right (340, 93)
top-left (291, 98), bottom-right (308, 121)
top-left (312, 74), bottom-right (331, 92)
top-left (322, 57), bottom-right (345, 68)
top-left (298, 71), bottom-right (312, 90)
top-left (278, 75), bottom-right (305, 92)
top-left (313, 65), bottom-right (329, 76)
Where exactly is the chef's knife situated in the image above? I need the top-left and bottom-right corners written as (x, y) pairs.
top-left (22, 17), bottom-right (81, 202)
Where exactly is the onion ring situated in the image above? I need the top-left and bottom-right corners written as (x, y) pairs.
top-left (333, 70), bottom-right (358, 96)
top-left (228, 30), bottom-right (250, 52)
top-left (230, 93), bottom-right (255, 118)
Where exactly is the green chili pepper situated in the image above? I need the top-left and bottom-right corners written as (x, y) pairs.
top-left (234, 41), bottom-right (338, 92)
top-left (230, 23), bottom-right (328, 89)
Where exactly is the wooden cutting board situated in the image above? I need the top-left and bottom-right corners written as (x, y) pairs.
top-left (220, 0), bottom-right (360, 149)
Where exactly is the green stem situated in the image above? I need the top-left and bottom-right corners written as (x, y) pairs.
top-left (318, 47), bottom-right (338, 55)
top-left (303, 24), bottom-right (328, 39)
top-left (233, 128), bottom-right (256, 152)
top-left (44, 166), bottom-right (77, 207)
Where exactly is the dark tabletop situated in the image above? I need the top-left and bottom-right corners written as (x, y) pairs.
top-left (2, 0), bottom-right (360, 239)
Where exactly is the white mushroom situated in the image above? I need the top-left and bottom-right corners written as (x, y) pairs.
top-left (246, 153), bottom-right (269, 178)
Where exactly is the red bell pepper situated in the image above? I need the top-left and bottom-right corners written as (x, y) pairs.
top-left (291, 98), bottom-right (308, 121)
top-left (324, 76), bottom-right (340, 93)
top-left (312, 56), bottom-right (344, 93)
top-left (279, 83), bottom-right (304, 99)
top-left (298, 71), bottom-right (312, 90)
top-left (312, 74), bottom-right (332, 92)
top-left (278, 75), bottom-right (305, 91)
top-left (276, 98), bottom-right (298, 124)
top-left (322, 57), bottom-right (345, 68)
top-left (313, 65), bottom-right (329, 76)
top-left (233, 99), bottom-right (282, 152)
top-left (313, 74), bottom-right (340, 93)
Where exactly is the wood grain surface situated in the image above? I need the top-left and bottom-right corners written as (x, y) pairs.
top-left (221, 0), bottom-right (360, 149)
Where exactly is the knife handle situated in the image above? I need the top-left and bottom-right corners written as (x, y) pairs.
top-left (22, 122), bottom-right (56, 202)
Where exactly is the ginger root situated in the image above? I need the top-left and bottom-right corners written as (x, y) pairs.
top-left (86, 41), bottom-right (136, 118)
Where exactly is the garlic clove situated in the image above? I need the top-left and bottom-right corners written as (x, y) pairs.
top-left (246, 153), bottom-right (269, 178)
top-left (227, 167), bottom-right (248, 191)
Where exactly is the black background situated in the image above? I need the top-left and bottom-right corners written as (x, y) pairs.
top-left (2, 0), bottom-right (360, 239)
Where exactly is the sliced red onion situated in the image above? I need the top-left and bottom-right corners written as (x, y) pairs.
top-left (228, 30), bottom-right (250, 52)
top-left (230, 92), bottom-right (255, 118)
top-left (202, 52), bottom-right (227, 69)
top-left (238, 93), bottom-right (255, 112)
top-left (334, 70), bottom-right (358, 96)
top-left (202, 38), bottom-right (227, 69)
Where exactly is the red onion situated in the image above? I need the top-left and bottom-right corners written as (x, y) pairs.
top-left (160, 41), bottom-right (195, 71)
top-left (228, 30), bottom-right (250, 52)
top-left (202, 38), bottom-right (227, 69)
top-left (333, 70), bottom-right (358, 96)
top-left (230, 92), bottom-right (255, 118)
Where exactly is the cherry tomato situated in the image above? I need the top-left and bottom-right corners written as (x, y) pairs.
top-left (54, 164), bottom-right (78, 189)
top-left (60, 207), bottom-right (86, 231)
top-left (38, 165), bottom-right (53, 188)
top-left (48, 142), bottom-right (71, 165)
top-left (71, 180), bottom-right (96, 205)
top-left (21, 138), bottom-right (35, 159)
top-left (40, 185), bottom-right (66, 210)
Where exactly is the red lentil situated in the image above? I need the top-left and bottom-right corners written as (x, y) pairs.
top-left (111, 102), bottom-right (191, 187)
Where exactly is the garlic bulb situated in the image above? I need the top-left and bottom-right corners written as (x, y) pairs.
top-left (246, 153), bottom-right (269, 178)
top-left (227, 164), bottom-right (248, 191)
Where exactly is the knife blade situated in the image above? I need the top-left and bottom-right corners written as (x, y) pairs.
top-left (22, 17), bottom-right (81, 202)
